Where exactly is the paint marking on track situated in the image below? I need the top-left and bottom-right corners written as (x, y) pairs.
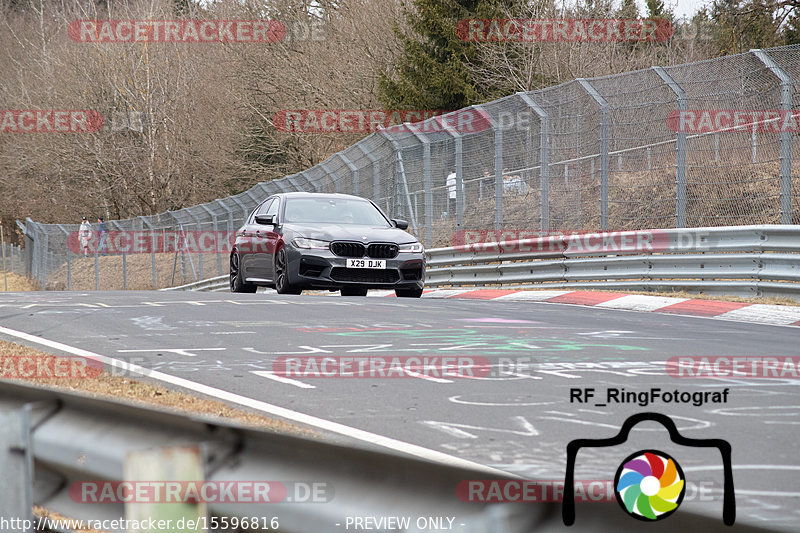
top-left (251, 370), bottom-right (316, 389)
top-left (0, 325), bottom-right (510, 476)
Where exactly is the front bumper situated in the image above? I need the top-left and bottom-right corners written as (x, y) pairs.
top-left (285, 247), bottom-right (425, 290)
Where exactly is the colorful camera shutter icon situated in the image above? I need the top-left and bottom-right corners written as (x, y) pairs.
top-left (614, 450), bottom-right (686, 521)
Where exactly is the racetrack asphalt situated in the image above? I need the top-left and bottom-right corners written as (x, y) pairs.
top-left (0, 290), bottom-right (797, 531)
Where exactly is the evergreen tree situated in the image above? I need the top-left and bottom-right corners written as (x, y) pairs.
top-left (378, 0), bottom-right (517, 111)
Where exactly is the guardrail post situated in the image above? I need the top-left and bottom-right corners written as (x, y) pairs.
top-left (125, 445), bottom-right (207, 530)
top-left (752, 49), bottom-right (793, 224)
top-left (652, 66), bottom-right (688, 228)
top-left (517, 93), bottom-right (550, 232)
top-left (577, 79), bottom-right (609, 230)
top-left (0, 407), bottom-right (34, 530)
top-left (339, 153), bottom-right (360, 197)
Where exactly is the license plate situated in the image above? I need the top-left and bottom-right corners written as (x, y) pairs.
top-left (347, 258), bottom-right (386, 269)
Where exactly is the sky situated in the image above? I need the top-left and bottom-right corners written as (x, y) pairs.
top-left (655, 0), bottom-right (712, 19)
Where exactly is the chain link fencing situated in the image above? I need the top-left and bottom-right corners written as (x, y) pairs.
top-left (18, 45), bottom-right (800, 290)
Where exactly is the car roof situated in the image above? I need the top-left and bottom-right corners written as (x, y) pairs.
top-left (272, 192), bottom-right (370, 201)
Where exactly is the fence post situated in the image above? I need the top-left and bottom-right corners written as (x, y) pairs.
top-left (230, 197), bottom-right (250, 226)
top-left (199, 204), bottom-right (222, 275)
top-left (652, 66), bottom-right (688, 228)
top-left (139, 217), bottom-right (157, 288)
top-left (752, 49), bottom-right (793, 224)
top-left (577, 79), bottom-right (610, 230)
top-left (56, 225), bottom-right (71, 291)
top-left (320, 160), bottom-right (339, 193)
top-left (379, 130), bottom-right (419, 233)
top-left (407, 128), bottom-right (433, 247)
top-left (184, 208), bottom-right (204, 281)
top-left (357, 143), bottom-right (381, 204)
top-left (438, 117), bottom-right (464, 229)
top-left (517, 93), bottom-right (550, 233)
top-left (339, 153), bottom-right (359, 197)
top-left (475, 105), bottom-right (503, 231)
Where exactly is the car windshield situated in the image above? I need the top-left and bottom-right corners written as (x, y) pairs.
top-left (283, 197), bottom-right (392, 226)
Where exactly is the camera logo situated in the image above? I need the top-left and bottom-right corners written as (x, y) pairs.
top-left (563, 412), bottom-right (735, 526)
top-left (614, 450), bottom-right (685, 521)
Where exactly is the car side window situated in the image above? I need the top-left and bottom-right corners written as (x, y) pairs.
top-left (265, 198), bottom-right (280, 219)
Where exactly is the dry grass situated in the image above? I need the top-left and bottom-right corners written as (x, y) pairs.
top-left (0, 270), bottom-right (38, 291)
top-left (0, 339), bottom-right (313, 436)
top-left (47, 253), bottom-right (228, 291)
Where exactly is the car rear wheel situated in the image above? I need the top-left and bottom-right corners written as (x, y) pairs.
top-left (230, 253), bottom-right (257, 293)
top-left (395, 287), bottom-right (423, 298)
top-left (340, 286), bottom-right (368, 297)
top-left (274, 248), bottom-right (302, 295)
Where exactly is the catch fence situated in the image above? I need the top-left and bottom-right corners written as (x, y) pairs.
top-left (18, 45), bottom-right (800, 290)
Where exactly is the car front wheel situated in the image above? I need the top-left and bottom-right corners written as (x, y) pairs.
top-left (230, 253), bottom-right (257, 293)
top-left (274, 248), bottom-right (302, 295)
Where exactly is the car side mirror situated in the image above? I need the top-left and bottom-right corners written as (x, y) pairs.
top-left (392, 219), bottom-right (409, 230)
top-left (255, 214), bottom-right (276, 225)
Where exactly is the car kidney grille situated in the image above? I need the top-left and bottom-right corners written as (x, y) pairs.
top-left (331, 268), bottom-right (400, 283)
top-left (331, 242), bottom-right (366, 257)
top-left (367, 243), bottom-right (399, 259)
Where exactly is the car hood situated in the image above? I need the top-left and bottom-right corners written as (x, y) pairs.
top-left (286, 223), bottom-right (417, 244)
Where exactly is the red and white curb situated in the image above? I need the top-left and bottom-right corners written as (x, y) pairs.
top-left (365, 289), bottom-right (800, 328)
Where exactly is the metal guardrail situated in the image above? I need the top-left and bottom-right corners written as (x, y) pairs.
top-left (0, 381), bottom-right (534, 533)
top-left (162, 275), bottom-right (228, 292)
top-left (425, 225), bottom-right (800, 301)
top-left (0, 381), bottom-right (778, 533)
top-left (166, 225), bottom-right (800, 301)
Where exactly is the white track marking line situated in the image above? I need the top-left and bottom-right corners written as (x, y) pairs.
top-left (250, 370), bottom-right (316, 389)
top-left (0, 325), bottom-right (510, 476)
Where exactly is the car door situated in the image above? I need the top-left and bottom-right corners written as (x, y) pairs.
top-left (240, 199), bottom-right (273, 282)
top-left (258, 197), bottom-right (281, 281)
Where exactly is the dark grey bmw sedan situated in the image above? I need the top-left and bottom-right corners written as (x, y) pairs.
top-left (230, 192), bottom-right (425, 297)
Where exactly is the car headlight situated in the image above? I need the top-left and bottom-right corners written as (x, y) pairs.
top-left (293, 237), bottom-right (330, 250)
top-left (398, 242), bottom-right (424, 253)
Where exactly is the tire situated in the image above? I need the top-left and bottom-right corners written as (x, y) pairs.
top-left (340, 286), bottom-right (368, 297)
top-left (274, 248), bottom-right (302, 295)
top-left (395, 286), bottom-right (423, 298)
top-left (230, 252), bottom-right (257, 293)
